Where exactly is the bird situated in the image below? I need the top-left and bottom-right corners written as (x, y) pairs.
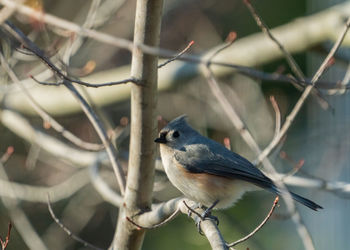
top-left (154, 115), bottom-right (322, 213)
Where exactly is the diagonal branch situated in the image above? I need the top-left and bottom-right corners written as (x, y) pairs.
top-left (227, 196), bottom-right (279, 248)
top-left (243, 0), bottom-right (331, 110)
top-left (0, 52), bottom-right (104, 151)
top-left (62, 79), bottom-right (126, 194)
top-left (47, 196), bottom-right (104, 250)
top-left (256, 16), bottom-right (350, 165)
top-left (2, 21), bottom-right (140, 87)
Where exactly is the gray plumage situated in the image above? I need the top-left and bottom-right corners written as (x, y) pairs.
top-left (155, 115), bottom-right (322, 211)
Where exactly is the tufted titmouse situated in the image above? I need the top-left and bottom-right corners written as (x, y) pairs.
top-left (155, 115), bottom-right (322, 211)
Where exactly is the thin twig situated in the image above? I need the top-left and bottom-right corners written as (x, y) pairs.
top-left (2, 22), bottom-right (126, 193)
top-left (0, 222), bottom-right (12, 250)
top-left (0, 147), bottom-right (14, 164)
top-left (0, 52), bottom-right (104, 151)
top-left (62, 79), bottom-right (126, 194)
top-left (207, 31), bottom-right (237, 64)
top-left (2, 21), bottom-right (140, 87)
top-left (243, 0), bottom-right (304, 80)
top-left (89, 159), bottom-right (123, 207)
top-left (202, 66), bottom-right (261, 154)
top-left (61, 0), bottom-right (101, 64)
top-left (269, 96), bottom-right (281, 139)
top-left (0, 161), bottom-right (48, 250)
top-left (243, 0), bottom-right (330, 110)
top-left (256, 16), bottom-right (350, 165)
top-left (47, 196), bottom-right (105, 250)
top-left (280, 151), bottom-right (305, 179)
top-left (227, 196), bottom-right (279, 248)
top-left (158, 40), bottom-right (194, 68)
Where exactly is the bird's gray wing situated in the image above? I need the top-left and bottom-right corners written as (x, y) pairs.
top-left (174, 144), bottom-right (274, 189)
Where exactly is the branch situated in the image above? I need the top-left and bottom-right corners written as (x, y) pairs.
top-left (278, 174), bottom-right (350, 199)
top-left (243, 0), bottom-right (330, 110)
top-left (113, 0), bottom-right (163, 249)
top-left (1, 21), bottom-right (127, 193)
top-left (0, 109), bottom-right (100, 167)
top-left (2, 2), bottom-right (350, 115)
top-left (202, 45), bottom-right (315, 250)
top-left (0, 52), bottom-right (104, 151)
top-left (0, 222), bottom-right (12, 250)
top-left (62, 79), bottom-right (126, 194)
top-left (256, 16), bottom-right (350, 165)
top-left (2, 20), bottom-right (140, 87)
top-left (126, 198), bottom-right (182, 230)
top-left (128, 198), bottom-right (228, 250)
top-left (180, 200), bottom-right (228, 250)
top-left (158, 40), bottom-right (194, 69)
top-left (227, 196), bottom-right (279, 248)
top-left (89, 158), bottom-right (123, 207)
top-left (0, 159), bottom-right (48, 250)
top-left (0, 0), bottom-right (23, 24)
top-left (0, 168), bottom-right (90, 203)
top-left (269, 96), bottom-right (281, 139)
top-left (47, 197), bottom-right (104, 250)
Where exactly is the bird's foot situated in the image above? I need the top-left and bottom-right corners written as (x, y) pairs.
top-left (195, 200), bottom-right (220, 235)
top-left (186, 202), bottom-right (202, 218)
top-left (195, 213), bottom-right (219, 235)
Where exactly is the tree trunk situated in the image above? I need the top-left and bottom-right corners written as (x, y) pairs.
top-left (111, 0), bottom-right (163, 249)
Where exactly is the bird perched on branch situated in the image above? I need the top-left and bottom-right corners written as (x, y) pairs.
top-left (155, 115), bottom-right (322, 214)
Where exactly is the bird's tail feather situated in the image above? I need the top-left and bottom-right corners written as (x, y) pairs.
top-left (289, 191), bottom-right (323, 211)
top-left (268, 186), bottom-right (323, 211)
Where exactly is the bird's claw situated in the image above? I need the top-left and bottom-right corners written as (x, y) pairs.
top-left (183, 200), bottom-right (220, 235)
top-left (195, 213), bottom-right (220, 235)
top-left (186, 203), bottom-right (202, 218)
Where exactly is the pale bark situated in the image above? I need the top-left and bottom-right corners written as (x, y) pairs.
top-left (111, 0), bottom-right (163, 249)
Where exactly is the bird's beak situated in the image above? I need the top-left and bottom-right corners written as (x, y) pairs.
top-left (154, 132), bottom-right (167, 144)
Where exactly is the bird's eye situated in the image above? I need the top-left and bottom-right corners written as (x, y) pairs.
top-left (173, 131), bottom-right (180, 138)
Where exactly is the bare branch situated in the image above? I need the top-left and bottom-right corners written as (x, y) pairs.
top-left (243, 0), bottom-right (330, 110)
top-left (2, 21), bottom-right (140, 87)
top-left (202, 56), bottom-right (314, 250)
top-left (47, 196), bottom-right (104, 250)
top-left (0, 168), bottom-right (90, 203)
top-left (179, 200), bottom-right (228, 250)
top-left (0, 109), bottom-right (100, 167)
top-left (62, 79), bottom-right (126, 194)
top-left (256, 16), bottom-right (350, 164)
top-left (243, 0), bottom-right (304, 80)
top-left (0, 52), bottom-right (104, 151)
top-left (126, 205), bottom-right (180, 230)
top-left (0, 0), bottom-right (23, 24)
top-left (158, 40), bottom-right (194, 69)
top-left (202, 66), bottom-right (261, 154)
top-left (89, 159), bottom-right (123, 207)
top-left (207, 31), bottom-right (237, 64)
top-left (0, 222), bottom-right (12, 250)
top-left (0, 160), bottom-right (48, 250)
top-left (227, 196), bottom-right (279, 248)
top-left (0, 27), bottom-right (132, 192)
top-left (113, 0), bottom-right (163, 249)
top-left (269, 96), bottom-right (281, 139)
top-left (279, 174), bottom-right (350, 199)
